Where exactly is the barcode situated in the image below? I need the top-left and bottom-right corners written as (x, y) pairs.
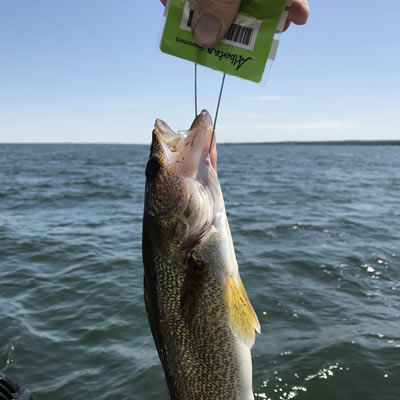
top-left (225, 23), bottom-right (253, 46)
top-left (187, 9), bottom-right (254, 46)
top-left (187, 9), bottom-right (194, 28)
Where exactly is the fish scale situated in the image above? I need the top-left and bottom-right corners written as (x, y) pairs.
top-left (155, 256), bottom-right (241, 398)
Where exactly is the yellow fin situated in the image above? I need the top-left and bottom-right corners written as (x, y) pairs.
top-left (227, 274), bottom-right (261, 347)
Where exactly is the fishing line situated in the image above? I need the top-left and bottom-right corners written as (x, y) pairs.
top-left (194, 63), bottom-right (198, 117)
top-left (208, 72), bottom-right (226, 155)
top-left (194, 65), bottom-right (226, 155)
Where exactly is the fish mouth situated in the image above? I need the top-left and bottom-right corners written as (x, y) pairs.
top-left (154, 110), bottom-right (217, 174)
top-left (150, 110), bottom-right (221, 248)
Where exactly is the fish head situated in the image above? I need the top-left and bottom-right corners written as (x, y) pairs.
top-left (143, 110), bottom-right (220, 253)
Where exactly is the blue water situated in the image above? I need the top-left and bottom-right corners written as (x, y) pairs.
top-left (1, 143), bottom-right (399, 399)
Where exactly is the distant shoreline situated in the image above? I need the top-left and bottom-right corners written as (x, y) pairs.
top-left (1, 141), bottom-right (400, 146)
top-left (222, 140), bottom-right (400, 146)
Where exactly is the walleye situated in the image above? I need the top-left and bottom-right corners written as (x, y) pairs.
top-left (142, 110), bottom-right (260, 400)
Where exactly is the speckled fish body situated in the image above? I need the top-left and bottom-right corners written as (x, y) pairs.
top-left (142, 110), bottom-right (260, 400)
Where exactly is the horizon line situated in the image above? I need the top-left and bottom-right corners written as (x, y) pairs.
top-left (1, 140), bottom-right (400, 146)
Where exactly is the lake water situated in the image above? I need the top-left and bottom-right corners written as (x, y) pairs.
top-left (0, 143), bottom-right (399, 400)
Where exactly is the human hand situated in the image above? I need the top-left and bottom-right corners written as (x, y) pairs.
top-left (160, 0), bottom-right (309, 47)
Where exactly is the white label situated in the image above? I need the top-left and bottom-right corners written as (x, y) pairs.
top-left (268, 38), bottom-right (279, 60)
top-left (163, 0), bottom-right (172, 17)
top-left (179, 0), bottom-right (262, 51)
top-left (276, 10), bottom-right (289, 32)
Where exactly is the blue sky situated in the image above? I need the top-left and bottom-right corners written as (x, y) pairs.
top-left (0, 0), bottom-right (399, 143)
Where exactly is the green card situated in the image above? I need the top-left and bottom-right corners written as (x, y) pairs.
top-left (161, 0), bottom-right (288, 83)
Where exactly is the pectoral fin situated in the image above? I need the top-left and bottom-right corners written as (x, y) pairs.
top-left (227, 274), bottom-right (261, 347)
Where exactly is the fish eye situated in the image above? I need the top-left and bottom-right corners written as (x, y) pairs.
top-left (145, 157), bottom-right (161, 179)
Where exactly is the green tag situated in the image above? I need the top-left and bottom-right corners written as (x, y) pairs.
top-left (161, 0), bottom-right (288, 83)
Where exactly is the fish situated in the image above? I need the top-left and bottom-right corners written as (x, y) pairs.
top-left (142, 110), bottom-right (260, 400)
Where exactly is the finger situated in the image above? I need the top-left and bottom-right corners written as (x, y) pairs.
top-left (287, 0), bottom-right (309, 26)
top-left (192, 0), bottom-right (242, 48)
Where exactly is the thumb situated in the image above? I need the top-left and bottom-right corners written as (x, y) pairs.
top-left (192, 0), bottom-right (242, 47)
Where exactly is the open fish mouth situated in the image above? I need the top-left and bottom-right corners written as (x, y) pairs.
top-left (153, 109), bottom-right (217, 174)
top-left (145, 110), bottom-right (221, 247)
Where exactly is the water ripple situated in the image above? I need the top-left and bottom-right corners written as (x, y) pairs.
top-left (1, 144), bottom-right (399, 399)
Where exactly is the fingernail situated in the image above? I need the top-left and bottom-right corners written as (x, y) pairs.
top-left (193, 14), bottom-right (221, 47)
